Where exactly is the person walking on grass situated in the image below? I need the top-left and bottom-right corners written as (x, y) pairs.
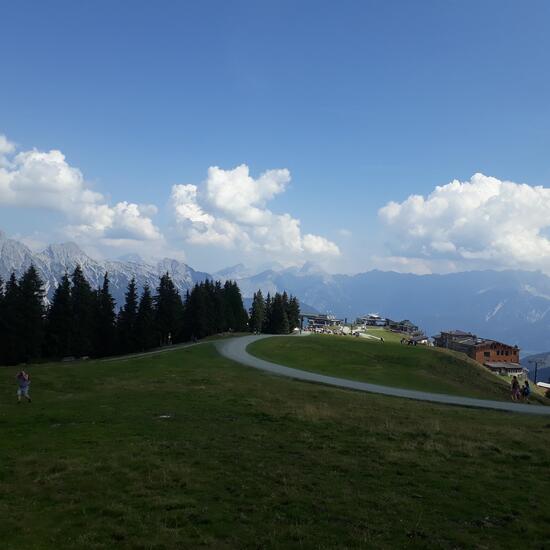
top-left (522, 380), bottom-right (531, 402)
top-left (511, 376), bottom-right (521, 401)
top-left (16, 370), bottom-right (31, 403)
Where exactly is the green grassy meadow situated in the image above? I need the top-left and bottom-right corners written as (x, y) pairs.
top-left (2, 342), bottom-right (550, 549)
top-left (248, 334), bottom-right (548, 403)
top-left (363, 327), bottom-right (404, 343)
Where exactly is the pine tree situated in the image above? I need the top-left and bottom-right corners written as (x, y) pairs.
top-left (214, 280), bottom-right (226, 333)
top-left (93, 272), bottom-right (117, 357)
top-left (18, 265), bottom-right (46, 362)
top-left (222, 281), bottom-right (236, 331)
top-left (136, 285), bottom-right (156, 351)
top-left (155, 273), bottom-right (183, 345)
top-left (202, 280), bottom-right (217, 336)
top-left (45, 274), bottom-right (73, 358)
top-left (249, 290), bottom-right (265, 333)
top-left (0, 277), bottom-right (6, 365)
top-left (223, 280), bottom-right (248, 332)
top-left (186, 282), bottom-right (210, 339)
top-left (3, 273), bottom-right (21, 364)
top-left (287, 295), bottom-right (301, 331)
top-left (282, 291), bottom-right (289, 313)
top-left (262, 293), bottom-right (272, 333)
top-left (71, 265), bottom-right (95, 357)
top-left (117, 277), bottom-right (139, 353)
top-left (271, 293), bottom-right (289, 334)
top-left (181, 289), bottom-right (193, 341)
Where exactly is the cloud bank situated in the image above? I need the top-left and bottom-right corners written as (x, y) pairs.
top-left (0, 134), bottom-right (339, 266)
top-left (379, 172), bottom-right (550, 273)
top-left (0, 134), bottom-right (162, 247)
top-left (171, 164), bottom-right (340, 261)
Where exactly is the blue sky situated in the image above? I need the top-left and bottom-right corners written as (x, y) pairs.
top-left (1, 1), bottom-right (550, 273)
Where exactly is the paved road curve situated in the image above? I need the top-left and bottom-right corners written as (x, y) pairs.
top-left (216, 334), bottom-right (550, 416)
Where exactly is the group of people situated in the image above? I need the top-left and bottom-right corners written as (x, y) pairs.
top-left (510, 376), bottom-right (530, 401)
top-left (400, 337), bottom-right (418, 346)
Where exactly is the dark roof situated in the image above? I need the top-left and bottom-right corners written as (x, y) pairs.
top-left (452, 337), bottom-right (518, 350)
top-left (455, 337), bottom-right (479, 346)
top-left (484, 361), bottom-right (524, 369)
top-left (445, 330), bottom-right (474, 337)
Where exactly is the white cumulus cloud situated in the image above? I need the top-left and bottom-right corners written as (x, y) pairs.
top-left (171, 164), bottom-right (340, 262)
top-left (0, 135), bottom-right (16, 162)
top-left (379, 172), bottom-right (550, 273)
top-left (0, 134), bottom-right (162, 244)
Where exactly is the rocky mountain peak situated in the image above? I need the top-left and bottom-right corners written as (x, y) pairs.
top-left (42, 242), bottom-right (89, 264)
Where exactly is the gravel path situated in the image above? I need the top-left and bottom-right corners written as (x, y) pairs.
top-left (216, 334), bottom-right (550, 415)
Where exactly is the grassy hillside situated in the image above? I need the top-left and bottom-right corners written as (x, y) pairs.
top-left (2, 344), bottom-right (550, 549)
top-left (249, 334), bottom-right (546, 402)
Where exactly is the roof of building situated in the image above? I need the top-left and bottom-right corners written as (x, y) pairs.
top-left (434, 331), bottom-right (519, 350)
top-left (484, 361), bottom-right (526, 370)
top-left (302, 313), bottom-right (337, 320)
top-left (472, 339), bottom-right (518, 349)
top-left (443, 330), bottom-right (474, 337)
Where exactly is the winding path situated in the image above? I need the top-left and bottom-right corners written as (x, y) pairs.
top-left (216, 334), bottom-right (550, 416)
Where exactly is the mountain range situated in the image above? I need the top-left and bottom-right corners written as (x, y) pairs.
top-left (0, 231), bottom-right (209, 308)
top-left (1, 230), bottom-right (550, 354)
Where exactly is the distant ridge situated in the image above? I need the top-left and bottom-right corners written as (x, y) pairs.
top-left (233, 266), bottom-right (550, 354)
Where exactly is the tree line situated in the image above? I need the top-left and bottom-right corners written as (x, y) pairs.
top-left (249, 289), bottom-right (300, 335)
top-left (0, 265), bottom-right (300, 365)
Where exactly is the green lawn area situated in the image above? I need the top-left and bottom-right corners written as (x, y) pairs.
top-left (363, 327), bottom-right (404, 343)
top-left (2, 344), bottom-right (550, 549)
top-left (249, 334), bottom-right (547, 403)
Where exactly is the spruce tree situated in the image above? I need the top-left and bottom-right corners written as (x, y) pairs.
top-left (93, 272), bottom-right (117, 357)
top-left (117, 277), bottom-right (139, 353)
top-left (282, 291), bottom-right (289, 314)
top-left (223, 280), bottom-right (248, 331)
top-left (45, 274), bottom-right (73, 358)
top-left (271, 293), bottom-right (289, 334)
top-left (181, 289), bottom-right (193, 341)
top-left (155, 273), bottom-right (183, 345)
top-left (136, 285), bottom-right (156, 351)
top-left (185, 282), bottom-right (210, 339)
top-left (249, 290), bottom-right (265, 333)
top-left (202, 280), bottom-right (217, 336)
top-left (262, 293), bottom-right (272, 333)
top-left (71, 266), bottom-right (95, 357)
top-left (287, 295), bottom-right (301, 331)
top-left (18, 265), bottom-right (46, 362)
top-left (214, 280), bottom-right (226, 333)
top-left (0, 277), bottom-right (6, 365)
top-left (3, 273), bottom-right (21, 364)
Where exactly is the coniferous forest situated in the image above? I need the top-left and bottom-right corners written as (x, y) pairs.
top-left (0, 265), bottom-right (300, 366)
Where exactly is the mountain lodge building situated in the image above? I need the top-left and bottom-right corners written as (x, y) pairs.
top-left (433, 330), bottom-right (524, 376)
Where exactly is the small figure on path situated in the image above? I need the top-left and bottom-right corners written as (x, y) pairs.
top-left (511, 376), bottom-right (521, 401)
top-left (521, 380), bottom-right (531, 401)
top-left (380, 337), bottom-right (385, 343)
top-left (16, 370), bottom-right (31, 403)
